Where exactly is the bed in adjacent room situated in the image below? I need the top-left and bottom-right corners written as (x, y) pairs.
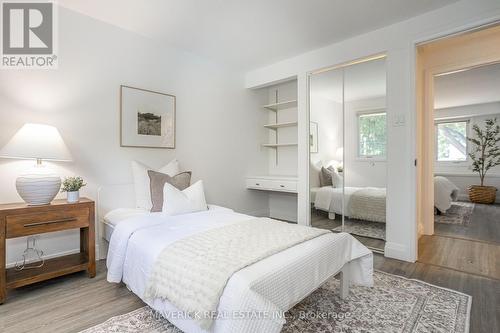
top-left (99, 160), bottom-right (374, 333)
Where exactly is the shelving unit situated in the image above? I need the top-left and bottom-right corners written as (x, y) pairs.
top-left (249, 81), bottom-right (299, 223)
top-left (261, 92), bottom-right (298, 161)
top-left (261, 143), bottom-right (298, 148)
top-left (263, 121), bottom-right (298, 130)
top-left (262, 99), bottom-right (298, 111)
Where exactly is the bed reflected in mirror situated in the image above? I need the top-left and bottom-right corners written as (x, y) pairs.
top-left (309, 57), bottom-right (387, 253)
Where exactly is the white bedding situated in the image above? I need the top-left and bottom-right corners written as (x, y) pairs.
top-left (434, 176), bottom-right (459, 213)
top-left (104, 208), bottom-right (149, 226)
top-left (314, 186), bottom-right (361, 217)
top-left (102, 205), bottom-right (228, 241)
top-left (107, 208), bottom-right (373, 333)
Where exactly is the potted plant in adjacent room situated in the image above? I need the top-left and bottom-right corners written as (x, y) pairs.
top-left (467, 118), bottom-right (500, 204)
top-left (62, 176), bottom-right (86, 203)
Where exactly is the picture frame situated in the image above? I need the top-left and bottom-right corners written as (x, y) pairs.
top-left (120, 85), bottom-right (176, 149)
top-left (310, 121), bottom-right (318, 153)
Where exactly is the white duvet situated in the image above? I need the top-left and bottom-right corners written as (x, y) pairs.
top-left (314, 186), bottom-right (361, 216)
top-left (107, 207), bottom-right (373, 333)
top-left (434, 176), bottom-right (459, 213)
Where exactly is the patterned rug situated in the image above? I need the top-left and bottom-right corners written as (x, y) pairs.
top-left (435, 202), bottom-right (474, 226)
top-left (332, 220), bottom-right (385, 240)
top-left (80, 271), bottom-right (471, 333)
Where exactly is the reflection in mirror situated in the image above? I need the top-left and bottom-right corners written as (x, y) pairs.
top-left (309, 57), bottom-right (387, 253)
top-left (309, 67), bottom-right (345, 236)
top-left (433, 62), bottom-right (500, 245)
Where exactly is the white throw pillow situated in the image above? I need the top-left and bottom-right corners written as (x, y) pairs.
top-left (131, 159), bottom-right (180, 210)
top-left (332, 169), bottom-right (344, 188)
top-left (162, 180), bottom-right (208, 216)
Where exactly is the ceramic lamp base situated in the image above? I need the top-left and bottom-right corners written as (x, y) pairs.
top-left (16, 165), bottom-right (61, 205)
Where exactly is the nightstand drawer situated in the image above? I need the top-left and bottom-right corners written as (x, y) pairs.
top-left (6, 208), bottom-right (90, 238)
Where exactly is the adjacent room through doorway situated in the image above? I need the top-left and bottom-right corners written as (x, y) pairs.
top-left (416, 24), bottom-right (500, 280)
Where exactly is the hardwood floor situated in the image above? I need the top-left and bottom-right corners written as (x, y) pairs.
top-left (1, 256), bottom-right (498, 333)
top-left (419, 235), bottom-right (500, 280)
top-left (434, 203), bottom-right (500, 244)
top-left (0, 262), bottom-right (144, 333)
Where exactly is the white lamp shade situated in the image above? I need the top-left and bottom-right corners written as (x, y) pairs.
top-left (335, 147), bottom-right (344, 161)
top-left (0, 123), bottom-right (72, 161)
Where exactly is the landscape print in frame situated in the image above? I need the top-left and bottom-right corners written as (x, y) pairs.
top-left (120, 85), bottom-right (176, 148)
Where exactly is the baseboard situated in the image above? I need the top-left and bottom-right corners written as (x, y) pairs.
top-left (384, 242), bottom-right (415, 262)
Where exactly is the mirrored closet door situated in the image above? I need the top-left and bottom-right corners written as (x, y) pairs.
top-left (309, 57), bottom-right (387, 253)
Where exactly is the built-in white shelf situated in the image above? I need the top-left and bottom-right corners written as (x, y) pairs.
top-left (262, 100), bottom-right (298, 111)
top-left (262, 143), bottom-right (298, 148)
top-left (263, 121), bottom-right (298, 130)
top-left (246, 175), bottom-right (298, 193)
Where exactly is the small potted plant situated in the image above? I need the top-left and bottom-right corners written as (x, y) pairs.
top-left (62, 176), bottom-right (86, 203)
top-left (466, 118), bottom-right (500, 204)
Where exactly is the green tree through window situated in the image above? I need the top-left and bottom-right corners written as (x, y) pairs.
top-left (358, 112), bottom-right (386, 157)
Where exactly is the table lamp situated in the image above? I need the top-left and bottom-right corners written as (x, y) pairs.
top-left (0, 123), bottom-right (72, 205)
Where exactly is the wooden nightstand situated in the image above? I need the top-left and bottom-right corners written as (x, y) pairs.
top-left (0, 198), bottom-right (96, 304)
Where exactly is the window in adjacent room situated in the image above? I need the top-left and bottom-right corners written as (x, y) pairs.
top-left (358, 111), bottom-right (386, 159)
top-left (435, 120), bottom-right (468, 162)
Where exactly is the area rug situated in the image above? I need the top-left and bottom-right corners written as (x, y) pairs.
top-left (332, 220), bottom-right (386, 240)
top-left (435, 202), bottom-right (474, 226)
top-left (80, 271), bottom-right (471, 333)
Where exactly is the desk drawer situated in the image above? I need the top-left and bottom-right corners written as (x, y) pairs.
top-left (269, 180), bottom-right (297, 192)
top-left (246, 178), bottom-right (273, 190)
top-left (6, 208), bottom-right (90, 238)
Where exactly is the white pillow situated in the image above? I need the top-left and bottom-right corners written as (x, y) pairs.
top-left (131, 159), bottom-right (180, 210)
top-left (162, 180), bottom-right (208, 216)
top-left (332, 169), bottom-right (344, 188)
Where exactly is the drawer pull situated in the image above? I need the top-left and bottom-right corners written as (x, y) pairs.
top-left (24, 218), bottom-right (78, 228)
top-left (280, 185), bottom-right (285, 188)
top-left (255, 183), bottom-right (260, 186)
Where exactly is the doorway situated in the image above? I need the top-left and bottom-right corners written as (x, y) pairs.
top-left (416, 24), bottom-right (500, 279)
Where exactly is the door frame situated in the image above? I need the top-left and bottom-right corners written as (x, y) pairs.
top-left (415, 24), bottom-right (500, 239)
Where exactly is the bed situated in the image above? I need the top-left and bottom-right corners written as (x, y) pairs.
top-left (314, 186), bottom-right (387, 223)
top-left (98, 184), bottom-right (373, 333)
top-left (434, 176), bottom-right (459, 213)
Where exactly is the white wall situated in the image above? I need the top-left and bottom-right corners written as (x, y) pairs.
top-left (434, 102), bottom-right (500, 202)
top-left (309, 95), bottom-right (342, 167)
top-left (0, 7), bottom-right (268, 265)
top-left (245, 0), bottom-right (500, 262)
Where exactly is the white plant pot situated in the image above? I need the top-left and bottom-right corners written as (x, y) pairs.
top-left (66, 191), bottom-right (80, 203)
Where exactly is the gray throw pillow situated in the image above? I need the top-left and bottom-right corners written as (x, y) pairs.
top-left (319, 166), bottom-right (335, 187)
top-left (148, 170), bottom-right (192, 212)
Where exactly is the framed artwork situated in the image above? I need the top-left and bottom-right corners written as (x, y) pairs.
top-left (310, 121), bottom-right (318, 153)
top-left (120, 85), bottom-right (176, 148)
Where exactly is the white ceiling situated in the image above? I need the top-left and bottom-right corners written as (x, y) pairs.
top-left (310, 58), bottom-right (386, 103)
top-left (58, 0), bottom-right (458, 70)
top-left (434, 63), bottom-right (500, 109)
